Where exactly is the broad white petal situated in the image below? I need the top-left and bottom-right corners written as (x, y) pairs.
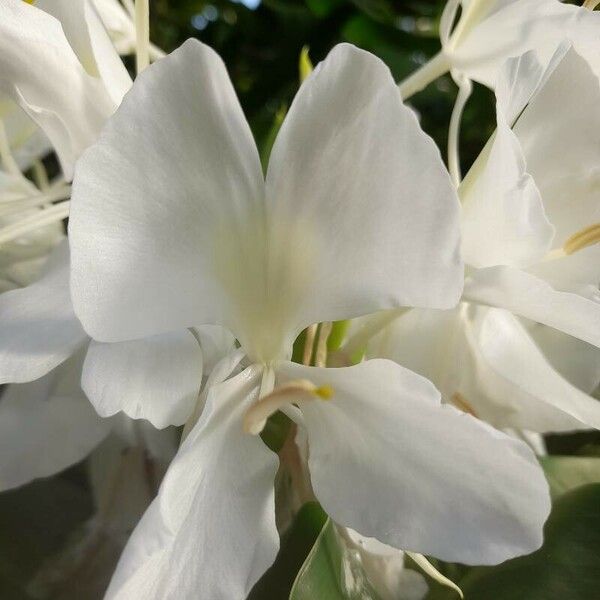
top-left (513, 47), bottom-right (600, 248)
top-left (266, 43), bottom-right (462, 328)
top-left (464, 266), bottom-right (600, 347)
top-left (0, 0), bottom-right (114, 178)
top-left (82, 330), bottom-right (203, 428)
top-left (463, 308), bottom-right (600, 432)
top-left (0, 349), bottom-right (111, 491)
top-left (278, 360), bottom-right (550, 565)
top-left (0, 242), bottom-right (88, 384)
top-left (70, 39), bottom-right (264, 343)
top-left (105, 366), bottom-right (279, 600)
top-left (36, 0), bottom-right (131, 104)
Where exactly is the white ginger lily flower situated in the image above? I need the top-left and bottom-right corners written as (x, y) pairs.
top-left (68, 40), bottom-right (550, 598)
top-left (0, 239), bottom-right (234, 490)
top-left (0, 0), bottom-right (216, 489)
top-left (0, 0), bottom-right (131, 180)
top-left (364, 46), bottom-right (600, 435)
top-left (462, 46), bottom-right (600, 348)
top-left (399, 0), bottom-right (600, 99)
top-left (0, 0), bottom-right (135, 266)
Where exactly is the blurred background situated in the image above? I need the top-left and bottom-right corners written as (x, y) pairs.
top-left (1, 1), bottom-right (599, 599)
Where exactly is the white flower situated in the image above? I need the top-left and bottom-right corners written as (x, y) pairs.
top-left (364, 46), bottom-right (600, 434)
top-left (68, 40), bottom-right (550, 598)
top-left (0, 238), bottom-right (232, 490)
top-left (0, 0), bottom-right (131, 179)
top-left (399, 0), bottom-right (600, 99)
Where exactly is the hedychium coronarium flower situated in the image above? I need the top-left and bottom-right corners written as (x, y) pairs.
top-left (0, 0), bottom-right (202, 492)
top-left (351, 45), bottom-right (600, 437)
top-left (0, 0), bottom-right (132, 278)
top-left (67, 39), bottom-right (550, 598)
top-left (398, 0), bottom-right (600, 100)
top-left (0, 237), bottom-right (228, 492)
top-left (397, 0), bottom-right (600, 185)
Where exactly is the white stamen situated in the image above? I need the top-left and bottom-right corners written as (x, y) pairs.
top-left (448, 74), bottom-right (472, 187)
top-left (134, 0), bottom-right (150, 74)
top-left (407, 552), bottom-right (464, 598)
top-left (0, 201), bottom-right (70, 245)
top-left (0, 186), bottom-right (71, 216)
top-left (315, 321), bottom-right (332, 367)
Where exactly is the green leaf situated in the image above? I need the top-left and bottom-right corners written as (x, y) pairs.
top-left (451, 484), bottom-right (600, 600)
top-left (541, 455), bottom-right (600, 498)
top-left (290, 519), bottom-right (383, 599)
top-left (248, 502), bottom-right (327, 599)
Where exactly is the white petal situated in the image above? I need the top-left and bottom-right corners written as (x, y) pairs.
top-left (92, 0), bottom-right (136, 56)
top-left (0, 0), bottom-right (114, 178)
top-left (450, 0), bottom-right (584, 88)
top-left (513, 47), bottom-right (600, 248)
top-left (105, 366), bottom-right (279, 600)
top-left (464, 307), bottom-right (600, 432)
top-left (0, 242), bottom-right (88, 384)
top-left (460, 122), bottom-right (553, 268)
top-left (527, 244), bottom-right (600, 297)
top-left (365, 307), bottom-right (460, 393)
top-left (69, 39), bottom-right (264, 344)
top-left (278, 359), bottom-right (550, 565)
top-left (192, 325), bottom-right (236, 375)
top-left (1, 100), bottom-right (52, 169)
top-left (36, 0), bottom-right (131, 104)
top-left (528, 324), bottom-right (600, 394)
top-left (464, 266), bottom-right (600, 347)
top-left (0, 349), bottom-right (111, 491)
top-left (369, 305), bottom-right (600, 433)
top-left (82, 330), bottom-right (203, 428)
top-left (266, 43), bottom-right (462, 326)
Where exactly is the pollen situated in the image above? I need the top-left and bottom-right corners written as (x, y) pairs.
top-left (314, 384), bottom-right (334, 400)
top-left (563, 222), bottom-right (600, 255)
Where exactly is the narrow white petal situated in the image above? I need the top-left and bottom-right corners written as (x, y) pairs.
top-left (105, 366), bottom-right (279, 600)
top-left (514, 47), bottom-right (600, 248)
top-left (0, 242), bottom-right (88, 384)
top-left (0, 349), bottom-right (111, 491)
top-left (464, 266), bottom-right (600, 347)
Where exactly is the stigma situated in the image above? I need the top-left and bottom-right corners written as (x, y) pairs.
top-left (562, 222), bottom-right (600, 255)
